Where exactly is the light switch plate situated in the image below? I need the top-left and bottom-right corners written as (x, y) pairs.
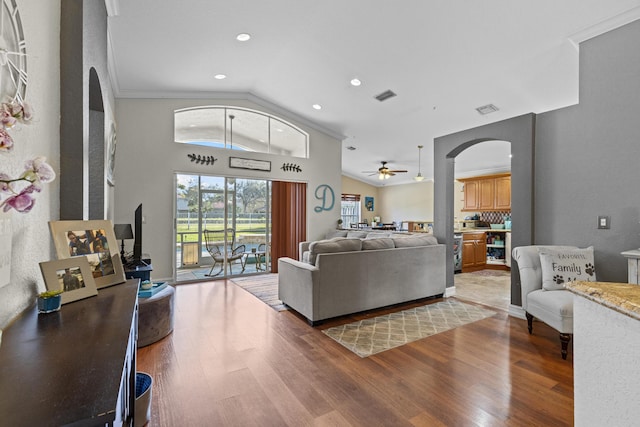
top-left (598, 215), bottom-right (610, 229)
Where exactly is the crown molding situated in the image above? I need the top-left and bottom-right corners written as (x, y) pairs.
top-left (105, 0), bottom-right (120, 17)
top-left (568, 6), bottom-right (640, 50)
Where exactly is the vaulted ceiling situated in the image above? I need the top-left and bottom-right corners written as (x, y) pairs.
top-left (107, 0), bottom-right (640, 185)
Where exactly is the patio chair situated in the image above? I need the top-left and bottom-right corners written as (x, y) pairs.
top-left (204, 228), bottom-right (246, 276)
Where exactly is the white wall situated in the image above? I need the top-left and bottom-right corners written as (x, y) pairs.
top-left (0, 0), bottom-right (61, 329)
top-left (378, 181), bottom-right (434, 225)
top-left (114, 98), bottom-right (342, 280)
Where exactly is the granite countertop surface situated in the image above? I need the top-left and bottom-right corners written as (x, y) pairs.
top-left (566, 281), bottom-right (640, 321)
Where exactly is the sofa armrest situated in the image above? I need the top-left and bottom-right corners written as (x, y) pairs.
top-left (278, 257), bottom-right (318, 322)
top-left (298, 241), bottom-right (311, 261)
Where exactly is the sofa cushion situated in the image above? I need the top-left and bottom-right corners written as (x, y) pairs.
top-left (308, 238), bottom-right (362, 265)
top-left (365, 232), bottom-right (391, 239)
top-left (325, 230), bottom-right (348, 239)
top-left (538, 246), bottom-right (596, 290)
top-left (346, 231), bottom-right (368, 239)
top-left (361, 237), bottom-right (395, 250)
top-left (392, 235), bottom-right (438, 247)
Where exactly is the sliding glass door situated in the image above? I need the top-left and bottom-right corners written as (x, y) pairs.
top-left (175, 174), bottom-right (271, 282)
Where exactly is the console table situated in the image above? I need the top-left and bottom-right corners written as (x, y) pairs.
top-left (0, 279), bottom-right (139, 426)
top-left (621, 249), bottom-right (640, 283)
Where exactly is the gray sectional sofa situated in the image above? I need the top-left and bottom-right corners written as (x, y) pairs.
top-left (278, 230), bottom-right (446, 324)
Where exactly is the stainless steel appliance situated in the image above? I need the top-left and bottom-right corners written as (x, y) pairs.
top-left (453, 233), bottom-right (462, 272)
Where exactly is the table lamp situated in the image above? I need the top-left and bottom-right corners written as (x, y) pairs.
top-left (114, 223), bottom-right (134, 265)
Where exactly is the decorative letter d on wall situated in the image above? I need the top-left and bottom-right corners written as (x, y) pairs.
top-left (314, 184), bottom-right (335, 212)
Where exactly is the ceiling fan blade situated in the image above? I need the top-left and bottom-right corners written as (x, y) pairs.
top-left (389, 169), bottom-right (408, 173)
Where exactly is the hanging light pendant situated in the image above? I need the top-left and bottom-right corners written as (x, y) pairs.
top-left (414, 145), bottom-right (425, 181)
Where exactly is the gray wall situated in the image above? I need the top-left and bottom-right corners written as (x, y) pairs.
top-left (434, 115), bottom-right (535, 304)
top-left (60, 0), bottom-right (115, 220)
top-left (435, 19), bottom-right (640, 309)
top-left (535, 19), bottom-right (640, 283)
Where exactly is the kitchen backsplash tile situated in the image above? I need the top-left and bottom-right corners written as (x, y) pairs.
top-left (481, 211), bottom-right (510, 224)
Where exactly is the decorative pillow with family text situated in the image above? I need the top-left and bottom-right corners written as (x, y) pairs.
top-left (538, 246), bottom-right (596, 291)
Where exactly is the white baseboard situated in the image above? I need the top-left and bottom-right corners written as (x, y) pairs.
top-left (508, 304), bottom-right (526, 319)
top-left (444, 286), bottom-right (456, 297)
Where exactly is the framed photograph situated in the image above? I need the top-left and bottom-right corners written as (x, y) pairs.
top-left (365, 196), bottom-right (374, 211)
top-left (48, 220), bottom-right (126, 289)
top-left (39, 257), bottom-right (98, 304)
top-left (229, 156), bottom-right (271, 171)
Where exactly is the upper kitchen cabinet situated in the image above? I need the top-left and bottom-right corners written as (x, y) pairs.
top-left (460, 173), bottom-right (511, 211)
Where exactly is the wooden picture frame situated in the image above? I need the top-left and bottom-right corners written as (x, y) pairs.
top-left (229, 156), bottom-right (271, 171)
top-left (39, 257), bottom-right (98, 304)
top-left (48, 220), bottom-right (126, 289)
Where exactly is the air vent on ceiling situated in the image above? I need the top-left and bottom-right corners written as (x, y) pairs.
top-left (375, 90), bottom-right (397, 102)
top-left (476, 104), bottom-right (499, 115)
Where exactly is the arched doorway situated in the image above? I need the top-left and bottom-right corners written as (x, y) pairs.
top-left (433, 114), bottom-right (535, 313)
top-left (454, 140), bottom-right (512, 309)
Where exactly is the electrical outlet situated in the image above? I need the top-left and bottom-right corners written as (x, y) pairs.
top-left (597, 216), bottom-right (610, 229)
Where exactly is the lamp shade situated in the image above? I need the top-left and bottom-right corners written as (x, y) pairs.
top-left (114, 223), bottom-right (134, 240)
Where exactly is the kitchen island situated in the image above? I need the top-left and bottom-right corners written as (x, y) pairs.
top-left (566, 281), bottom-right (640, 426)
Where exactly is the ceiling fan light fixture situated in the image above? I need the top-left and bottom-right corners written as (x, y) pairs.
top-left (414, 145), bottom-right (425, 182)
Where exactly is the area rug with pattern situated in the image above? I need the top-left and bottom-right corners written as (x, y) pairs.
top-left (322, 299), bottom-right (496, 357)
top-left (230, 274), bottom-right (288, 312)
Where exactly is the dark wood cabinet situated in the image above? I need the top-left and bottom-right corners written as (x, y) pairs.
top-left (462, 232), bottom-right (486, 271)
top-left (0, 280), bottom-right (139, 426)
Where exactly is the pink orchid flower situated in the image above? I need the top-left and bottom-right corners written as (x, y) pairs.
top-left (1, 185), bottom-right (39, 213)
top-left (0, 128), bottom-right (13, 151)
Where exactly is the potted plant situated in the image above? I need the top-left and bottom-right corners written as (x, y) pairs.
top-left (337, 218), bottom-right (343, 228)
top-left (37, 289), bottom-right (63, 313)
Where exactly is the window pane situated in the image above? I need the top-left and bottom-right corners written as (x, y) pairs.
top-left (227, 109), bottom-right (269, 152)
top-left (174, 108), bottom-right (225, 147)
top-left (174, 106), bottom-right (309, 158)
top-left (270, 118), bottom-right (307, 157)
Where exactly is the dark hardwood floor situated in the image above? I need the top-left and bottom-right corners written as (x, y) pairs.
top-left (137, 278), bottom-right (573, 426)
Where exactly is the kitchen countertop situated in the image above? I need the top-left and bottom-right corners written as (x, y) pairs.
top-left (454, 228), bottom-right (511, 233)
top-left (566, 281), bottom-right (640, 321)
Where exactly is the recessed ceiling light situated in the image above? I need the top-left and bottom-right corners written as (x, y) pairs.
top-left (214, 74), bottom-right (227, 80)
top-left (312, 104), bottom-right (322, 110)
top-left (350, 78), bottom-right (362, 87)
top-left (236, 33), bottom-right (251, 42)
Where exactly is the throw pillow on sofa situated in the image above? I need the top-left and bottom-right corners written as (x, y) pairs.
top-left (308, 238), bottom-right (363, 265)
top-left (361, 237), bottom-right (395, 250)
top-left (538, 246), bottom-right (596, 290)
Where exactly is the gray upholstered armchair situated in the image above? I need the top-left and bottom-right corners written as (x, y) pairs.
top-left (511, 245), bottom-right (577, 359)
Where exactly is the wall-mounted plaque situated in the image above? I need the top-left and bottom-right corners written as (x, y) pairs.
top-left (229, 157), bottom-right (271, 171)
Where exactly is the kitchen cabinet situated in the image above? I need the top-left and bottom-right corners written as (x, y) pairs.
top-left (462, 232), bottom-right (486, 271)
top-left (463, 180), bottom-right (480, 210)
top-left (486, 231), bottom-right (507, 266)
top-left (460, 173), bottom-right (511, 211)
top-left (494, 175), bottom-right (511, 210)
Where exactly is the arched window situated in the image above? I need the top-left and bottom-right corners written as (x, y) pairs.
top-left (174, 106), bottom-right (309, 158)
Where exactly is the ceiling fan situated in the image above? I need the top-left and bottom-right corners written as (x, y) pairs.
top-left (363, 161), bottom-right (408, 180)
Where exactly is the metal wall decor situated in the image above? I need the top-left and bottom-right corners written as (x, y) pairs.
top-left (187, 153), bottom-right (217, 165)
top-left (314, 184), bottom-right (335, 212)
top-left (281, 163), bottom-right (302, 172)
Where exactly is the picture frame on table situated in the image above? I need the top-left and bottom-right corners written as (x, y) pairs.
top-left (48, 220), bottom-right (126, 289)
top-left (39, 257), bottom-right (98, 304)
